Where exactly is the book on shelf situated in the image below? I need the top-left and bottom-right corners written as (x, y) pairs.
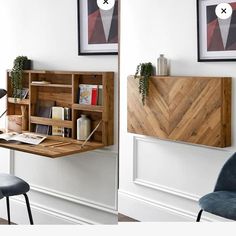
top-left (78, 84), bottom-right (98, 105)
top-left (52, 106), bottom-right (64, 136)
top-left (35, 100), bottom-right (55, 135)
top-left (97, 85), bottom-right (103, 106)
top-left (64, 107), bottom-right (71, 138)
top-left (16, 88), bottom-right (29, 99)
top-left (91, 87), bottom-right (98, 105)
top-left (0, 132), bottom-right (46, 145)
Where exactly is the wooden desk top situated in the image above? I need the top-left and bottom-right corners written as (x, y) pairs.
top-left (0, 135), bottom-right (104, 158)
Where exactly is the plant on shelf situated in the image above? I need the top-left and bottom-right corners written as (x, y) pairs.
top-left (10, 56), bottom-right (31, 99)
top-left (134, 62), bottom-right (153, 105)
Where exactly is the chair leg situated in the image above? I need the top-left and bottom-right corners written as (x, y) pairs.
top-left (196, 209), bottom-right (203, 222)
top-left (6, 197), bottom-right (11, 225)
top-left (23, 193), bottom-right (34, 225)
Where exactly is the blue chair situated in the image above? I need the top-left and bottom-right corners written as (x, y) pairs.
top-left (0, 173), bottom-right (33, 225)
top-left (197, 153), bottom-right (236, 221)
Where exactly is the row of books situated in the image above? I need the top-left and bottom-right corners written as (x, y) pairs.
top-left (78, 84), bottom-right (103, 105)
top-left (51, 107), bottom-right (71, 137)
top-left (35, 100), bottom-right (71, 137)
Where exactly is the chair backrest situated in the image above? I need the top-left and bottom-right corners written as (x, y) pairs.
top-left (214, 153), bottom-right (236, 192)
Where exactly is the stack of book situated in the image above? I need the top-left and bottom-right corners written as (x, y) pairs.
top-left (52, 107), bottom-right (72, 137)
top-left (35, 100), bottom-right (71, 138)
top-left (35, 100), bottom-right (55, 135)
top-left (78, 84), bottom-right (103, 105)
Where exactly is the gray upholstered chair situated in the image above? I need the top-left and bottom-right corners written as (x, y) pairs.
top-left (197, 153), bottom-right (236, 221)
top-left (0, 190), bottom-right (3, 199)
top-left (0, 173), bottom-right (33, 224)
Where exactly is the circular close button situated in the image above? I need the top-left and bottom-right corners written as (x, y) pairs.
top-left (97, 0), bottom-right (115, 11)
top-left (215, 3), bottom-right (233, 19)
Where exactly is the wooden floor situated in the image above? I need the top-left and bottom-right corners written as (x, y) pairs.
top-left (118, 213), bottom-right (139, 222)
top-left (0, 218), bottom-right (16, 225)
top-left (0, 214), bottom-right (138, 224)
top-left (0, 218), bottom-right (7, 224)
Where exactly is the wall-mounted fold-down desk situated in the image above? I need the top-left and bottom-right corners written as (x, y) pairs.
top-left (128, 75), bottom-right (231, 148)
top-left (0, 70), bottom-right (114, 158)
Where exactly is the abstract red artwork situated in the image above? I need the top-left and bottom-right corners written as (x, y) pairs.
top-left (197, 0), bottom-right (236, 61)
top-left (207, 2), bottom-right (236, 51)
top-left (78, 0), bottom-right (118, 55)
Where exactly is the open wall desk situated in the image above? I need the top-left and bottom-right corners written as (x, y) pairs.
top-left (3, 70), bottom-right (114, 158)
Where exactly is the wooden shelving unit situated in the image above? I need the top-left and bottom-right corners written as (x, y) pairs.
top-left (2, 70), bottom-right (114, 158)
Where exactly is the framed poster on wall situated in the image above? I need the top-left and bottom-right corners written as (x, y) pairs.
top-left (78, 0), bottom-right (118, 55)
top-left (197, 0), bottom-right (236, 61)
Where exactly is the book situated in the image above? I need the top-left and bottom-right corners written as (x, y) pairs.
top-left (64, 107), bottom-right (71, 138)
top-left (78, 84), bottom-right (98, 105)
top-left (16, 88), bottom-right (29, 99)
top-left (97, 85), bottom-right (103, 105)
top-left (91, 87), bottom-right (98, 105)
top-left (0, 132), bottom-right (46, 145)
top-left (52, 106), bottom-right (64, 136)
top-left (35, 100), bottom-right (55, 135)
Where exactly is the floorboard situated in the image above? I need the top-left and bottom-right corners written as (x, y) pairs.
top-left (0, 215), bottom-right (138, 224)
top-left (0, 218), bottom-right (16, 225)
top-left (118, 213), bottom-right (139, 222)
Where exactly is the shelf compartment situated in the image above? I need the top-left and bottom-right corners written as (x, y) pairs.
top-left (30, 116), bottom-right (73, 128)
top-left (72, 104), bottom-right (104, 113)
top-left (8, 98), bottom-right (30, 105)
top-left (31, 83), bottom-right (72, 88)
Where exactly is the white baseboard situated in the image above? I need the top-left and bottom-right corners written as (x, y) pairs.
top-left (118, 190), bottom-right (230, 222)
top-left (0, 193), bottom-right (118, 225)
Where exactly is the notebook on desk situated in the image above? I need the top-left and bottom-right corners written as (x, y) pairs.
top-left (0, 132), bottom-right (46, 145)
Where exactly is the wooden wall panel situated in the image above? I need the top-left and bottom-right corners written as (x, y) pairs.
top-left (127, 76), bottom-right (231, 148)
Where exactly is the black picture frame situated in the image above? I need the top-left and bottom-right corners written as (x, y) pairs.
top-left (77, 0), bottom-right (118, 55)
top-left (197, 0), bottom-right (236, 62)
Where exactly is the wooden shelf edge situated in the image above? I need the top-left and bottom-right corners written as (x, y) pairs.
top-left (30, 116), bottom-right (73, 128)
top-left (72, 104), bottom-right (104, 112)
top-left (31, 83), bottom-right (72, 88)
top-left (7, 70), bottom-right (114, 75)
top-left (8, 98), bottom-right (30, 105)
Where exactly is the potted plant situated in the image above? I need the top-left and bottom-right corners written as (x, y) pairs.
top-left (10, 56), bottom-right (31, 99)
top-left (134, 62), bottom-right (153, 105)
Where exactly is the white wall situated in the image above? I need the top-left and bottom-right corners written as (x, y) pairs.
top-left (0, 0), bottom-right (118, 224)
top-left (119, 0), bottom-right (235, 222)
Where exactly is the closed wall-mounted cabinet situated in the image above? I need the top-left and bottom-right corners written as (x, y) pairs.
top-left (127, 76), bottom-right (231, 148)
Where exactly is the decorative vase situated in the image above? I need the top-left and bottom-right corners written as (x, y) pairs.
top-left (157, 54), bottom-right (168, 76)
top-left (77, 115), bottom-right (91, 141)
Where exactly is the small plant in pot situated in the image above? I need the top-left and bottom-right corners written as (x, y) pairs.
top-left (134, 62), bottom-right (153, 105)
top-left (10, 56), bottom-right (31, 100)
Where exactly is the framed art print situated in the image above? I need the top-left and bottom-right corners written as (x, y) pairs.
top-left (78, 0), bottom-right (118, 55)
top-left (197, 0), bottom-right (236, 61)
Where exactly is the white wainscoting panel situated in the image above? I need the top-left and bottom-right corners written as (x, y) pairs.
top-left (0, 149), bottom-right (118, 224)
top-left (0, 148), bottom-right (11, 173)
top-left (118, 190), bottom-right (232, 222)
top-left (133, 137), bottom-right (232, 198)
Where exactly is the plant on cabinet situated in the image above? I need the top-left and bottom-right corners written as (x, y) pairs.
top-left (10, 56), bottom-right (31, 99)
top-left (134, 62), bottom-right (153, 105)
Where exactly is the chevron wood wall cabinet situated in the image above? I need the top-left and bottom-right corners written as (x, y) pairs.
top-left (127, 76), bottom-right (231, 148)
